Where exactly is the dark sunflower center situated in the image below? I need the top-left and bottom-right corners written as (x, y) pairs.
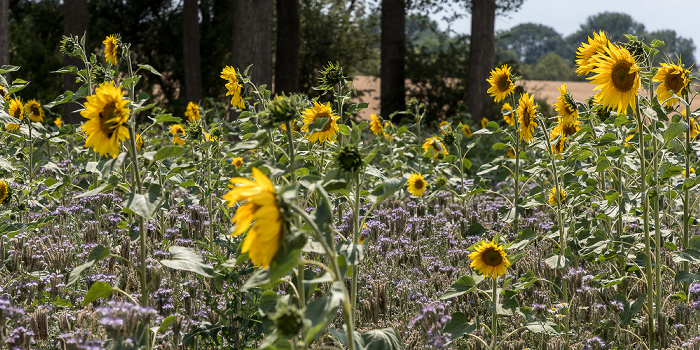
top-left (414, 179), bottom-right (424, 190)
top-left (611, 61), bottom-right (636, 92)
top-left (562, 124), bottom-right (578, 136)
top-left (30, 105), bottom-right (40, 116)
top-left (497, 75), bottom-right (511, 92)
top-left (667, 72), bottom-right (684, 93)
top-left (99, 102), bottom-right (120, 138)
top-left (11, 108), bottom-right (20, 119)
top-left (482, 248), bottom-right (504, 267)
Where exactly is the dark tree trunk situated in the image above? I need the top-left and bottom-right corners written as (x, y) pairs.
top-left (381, 0), bottom-right (405, 122)
top-left (62, 0), bottom-right (88, 124)
top-left (231, 0), bottom-right (273, 89)
top-left (0, 0), bottom-right (10, 81)
top-left (183, 0), bottom-right (203, 102)
top-left (466, 0), bottom-right (496, 122)
top-left (274, 0), bottom-right (299, 95)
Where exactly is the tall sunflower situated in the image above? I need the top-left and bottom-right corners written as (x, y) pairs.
top-left (370, 114), bottom-right (384, 135)
top-left (548, 186), bottom-right (566, 206)
top-left (103, 35), bottom-right (119, 66)
top-left (169, 124), bottom-right (186, 146)
top-left (486, 65), bottom-right (516, 103)
top-left (6, 98), bottom-right (23, 131)
top-left (502, 103), bottom-right (514, 126)
top-left (301, 101), bottom-right (339, 143)
top-left (232, 157), bottom-right (244, 169)
top-left (589, 43), bottom-right (640, 115)
top-left (422, 137), bottom-right (449, 157)
top-left (462, 124), bottom-right (473, 138)
top-left (26, 99), bottom-right (44, 123)
top-left (185, 102), bottom-right (202, 123)
top-left (407, 173), bottom-right (427, 197)
top-left (575, 31), bottom-right (608, 76)
top-left (516, 93), bottom-right (538, 143)
top-left (468, 241), bottom-right (510, 279)
top-left (221, 66), bottom-right (245, 110)
top-left (653, 62), bottom-right (690, 108)
top-left (550, 117), bottom-right (580, 140)
top-left (481, 117), bottom-right (489, 129)
top-left (0, 180), bottom-right (10, 205)
top-left (80, 82), bottom-right (131, 158)
top-left (222, 167), bottom-right (284, 268)
top-left (553, 85), bottom-right (578, 124)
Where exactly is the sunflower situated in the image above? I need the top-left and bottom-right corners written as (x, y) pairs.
top-left (203, 132), bottom-right (217, 143)
top-left (0, 180), bottom-right (10, 205)
top-left (550, 117), bottom-right (580, 140)
top-left (370, 114), bottom-right (384, 135)
top-left (80, 82), bottom-right (131, 158)
top-left (383, 121), bottom-right (394, 140)
top-left (683, 168), bottom-right (695, 177)
top-left (552, 138), bottom-right (567, 155)
top-left (169, 124), bottom-right (186, 146)
top-left (507, 147), bottom-right (515, 159)
top-left (553, 85), bottom-right (578, 124)
top-left (502, 103), bottom-right (514, 126)
top-left (481, 117), bottom-right (489, 129)
top-left (589, 43), bottom-right (640, 115)
top-left (54, 117), bottom-right (63, 128)
top-left (6, 98), bottom-right (23, 131)
top-left (222, 167), bottom-right (284, 268)
top-left (407, 173), bottom-right (427, 197)
top-left (575, 31), bottom-right (608, 76)
top-left (221, 66), bottom-right (245, 110)
top-left (103, 35), bottom-right (119, 65)
top-left (548, 186), bottom-right (566, 206)
top-left (232, 157), bottom-right (243, 168)
top-left (468, 241), bottom-right (510, 279)
top-left (26, 99), bottom-right (44, 123)
top-left (185, 102), bottom-right (202, 123)
top-left (683, 110), bottom-right (699, 139)
top-left (422, 137), bottom-right (449, 157)
top-left (486, 64), bottom-right (516, 103)
top-left (653, 62), bottom-right (690, 108)
top-left (0, 85), bottom-right (8, 100)
top-left (516, 93), bottom-right (538, 143)
top-left (462, 124), bottom-right (473, 138)
top-left (301, 101), bottom-right (340, 143)
top-left (135, 134), bottom-right (144, 150)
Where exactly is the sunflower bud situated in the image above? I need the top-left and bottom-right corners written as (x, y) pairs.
top-left (59, 35), bottom-right (79, 57)
top-left (317, 62), bottom-right (347, 91)
top-left (436, 177), bottom-right (447, 187)
top-left (335, 144), bottom-right (364, 174)
top-left (210, 126), bottom-right (223, 139)
top-left (263, 94), bottom-right (307, 127)
top-left (273, 305), bottom-right (305, 338)
top-left (442, 130), bottom-right (456, 148)
top-left (92, 65), bottom-right (110, 85)
top-left (185, 123), bottom-right (203, 142)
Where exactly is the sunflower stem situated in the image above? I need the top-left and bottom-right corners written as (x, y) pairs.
top-left (350, 171), bottom-right (361, 317)
top-left (682, 92), bottom-right (691, 296)
top-left (491, 277), bottom-right (498, 350)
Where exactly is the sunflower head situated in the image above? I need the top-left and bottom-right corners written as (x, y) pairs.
top-left (589, 43), bottom-right (640, 115)
top-left (468, 241), bottom-right (510, 279)
top-left (0, 180), bottom-right (11, 205)
top-left (8, 98), bottom-right (24, 121)
top-left (0, 85), bottom-right (8, 101)
top-left (370, 114), bottom-right (384, 135)
top-left (263, 94), bottom-right (306, 127)
top-left (516, 93), bottom-right (538, 143)
top-left (80, 82), bottom-right (131, 158)
top-left (317, 61), bottom-right (347, 91)
top-left (301, 101), bottom-right (340, 143)
top-left (407, 173), bottom-right (427, 197)
top-left (170, 124), bottom-right (187, 146)
top-left (221, 66), bottom-right (245, 110)
top-left (232, 157), bottom-right (244, 169)
top-left (548, 186), bottom-right (566, 206)
top-left (462, 124), bottom-right (473, 138)
top-left (273, 304), bottom-right (305, 338)
top-left (502, 103), bottom-right (514, 126)
top-left (442, 130), bottom-right (456, 148)
top-left (335, 144), bottom-right (364, 174)
top-left (59, 35), bottom-right (79, 57)
top-left (653, 62), bottom-right (691, 108)
top-left (422, 137), bottom-right (449, 157)
top-left (481, 117), bottom-right (489, 129)
top-left (54, 117), bottom-right (63, 128)
top-left (26, 100), bottom-right (44, 123)
top-left (487, 65), bottom-right (516, 102)
top-left (554, 85), bottom-right (578, 123)
top-left (222, 168), bottom-right (285, 268)
top-left (135, 134), bottom-right (144, 150)
top-left (185, 102), bottom-right (202, 123)
top-left (103, 34), bottom-right (120, 65)
top-left (575, 31), bottom-right (609, 76)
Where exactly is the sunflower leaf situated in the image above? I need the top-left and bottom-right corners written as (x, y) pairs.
top-left (160, 246), bottom-right (214, 278)
top-left (81, 281), bottom-right (115, 306)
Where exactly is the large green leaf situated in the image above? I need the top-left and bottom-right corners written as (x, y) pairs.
top-left (362, 328), bottom-right (403, 350)
top-left (336, 241), bottom-right (365, 266)
top-left (303, 282), bottom-right (344, 343)
top-left (82, 281), bottom-right (115, 306)
top-left (160, 246), bottom-right (214, 277)
top-left (68, 245), bottom-right (111, 285)
top-left (444, 312), bottom-right (477, 341)
top-left (440, 274), bottom-right (483, 299)
top-left (371, 177), bottom-right (406, 203)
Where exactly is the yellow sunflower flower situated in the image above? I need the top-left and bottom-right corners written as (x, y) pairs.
top-left (185, 102), bottom-right (202, 123)
top-left (502, 103), bottom-right (514, 126)
top-left (507, 147), bottom-right (515, 158)
top-left (6, 98), bottom-right (23, 131)
top-left (26, 99), bottom-right (44, 123)
top-left (552, 138), bottom-right (567, 155)
top-left (550, 117), bottom-right (580, 140)
top-left (422, 137), bottom-right (449, 157)
top-left (468, 241), bottom-right (510, 279)
top-left (0, 180), bottom-right (9, 205)
top-left (575, 31), bottom-right (608, 76)
top-left (589, 43), bottom-right (640, 115)
top-left (516, 93), bottom-right (538, 143)
top-left (553, 85), bottom-right (578, 124)
top-left (203, 132), bottom-right (217, 142)
top-left (301, 101), bottom-right (340, 143)
top-left (683, 110), bottom-right (699, 139)
top-left (407, 173), bottom-right (427, 197)
top-left (683, 168), bottom-right (695, 177)
top-left (383, 121), bottom-right (394, 140)
top-left (80, 82), bottom-right (131, 158)
top-left (0, 85), bottom-right (8, 100)
top-left (222, 167), bottom-right (284, 268)
top-left (135, 134), bottom-right (144, 150)
top-left (54, 117), bottom-right (63, 128)
top-left (169, 124), bottom-right (186, 146)
top-left (232, 157), bottom-right (243, 168)
top-left (462, 124), bottom-right (473, 138)
top-left (548, 186), bottom-right (566, 206)
top-left (370, 114), bottom-right (384, 135)
top-left (486, 64), bottom-right (516, 103)
top-left (103, 35), bottom-right (119, 66)
top-left (481, 117), bottom-right (489, 129)
top-left (653, 62), bottom-right (690, 108)
top-left (221, 66), bottom-right (245, 110)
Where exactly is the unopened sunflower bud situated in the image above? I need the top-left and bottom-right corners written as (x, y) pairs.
top-left (335, 144), bottom-right (364, 174)
top-left (274, 305), bottom-right (305, 338)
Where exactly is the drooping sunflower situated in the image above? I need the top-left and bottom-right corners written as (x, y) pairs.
top-left (80, 82), bottom-right (131, 158)
top-left (548, 186), bottom-right (566, 206)
top-left (553, 85), bottom-right (578, 124)
top-left (502, 103), bottom-right (514, 126)
top-left (653, 62), bottom-right (691, 108)
top-left (169, 124), bottom-right (186, 146)
top-left (407, 173), bottom-right (427, 197)
top-left (54, 117), bottom-right (63, 128)
top-left (683, 110), bottom-right (699, 140)
top-left (516, 93), bottom-right (538, 143)
top-left (552, 138), bottom-right (567, 155)
top-left (481, 117), bottom-right (489, 129)
top-left (222, 167), bottom-right (284, 268)
top-left (486, 64), bottom-right (516, 103)
top-left (185, 102), bottom-right (202, 123)
top-left (221, 66), bottom-right (245, 110)
top-left (575, 31), bottom-right (608, 76)
top-left (462, 124), bottom-right (473, 138)
top-left (589, 43), bottom-right (640, 115)
top-left (550, 117), bottom-right (580, 140)
top-left (0, 180), bottom-right (10, 205)
top-left (26, 99), bottom-right (44, 123)
top-left (468, 241), bottom-right (510, 279)
top-left (370, 114), bottom-right (384, 135)
top-left (232, 157), bottom-right (244, 169)
top-left (6, 98), bottom-right (23, 131)
top-left (301, 101), bottom-right (340, 143)
top-left (422, 137), bottom-right (449, 157)
top-left (103, 35), bottom-right (119, 66)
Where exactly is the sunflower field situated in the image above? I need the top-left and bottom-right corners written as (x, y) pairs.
top-left (1, 29), bottom-right (700, 350)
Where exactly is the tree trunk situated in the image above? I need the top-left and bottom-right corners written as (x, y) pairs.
top-left (466, 0), bottom-right (496, 122)
top-left (183, 0), bottom-right (203, 103)
top-left (274, 0), bottom-right (299, 95)
top-left (0, 0), bottom-right (10, 82)
top-left (63, 0), bottom-right (88, 124)
top-left (231, 0), bottom-right (273, 89)
top-left (381, 0), bottom-right (405, 122)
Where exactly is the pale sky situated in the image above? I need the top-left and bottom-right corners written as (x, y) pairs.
top-left (432, 0), bottom-right (700, 60)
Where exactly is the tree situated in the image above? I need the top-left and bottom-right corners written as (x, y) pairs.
top-left (381, 0), bottom-right (406, 120)
top-left (497, 23), bottom-right (569, 65)
top-left (63, 0), bottom-right (88, 124)
top-left (0, 0), bottom-right (9, 72)
top-left (525, 52), bottom-right (574, 81)
top-left (275, 0), bottom-right (300, 94)
top-left (183, 0), bottom-right (202, 103)
top-left (231, 0), bottom-right (273, 89)
top-left (567, 12), bottom-right (645, 49)
top-left (646, 29), bottom-right (696, 66)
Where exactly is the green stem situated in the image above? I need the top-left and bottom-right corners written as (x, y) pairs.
top-left (206, 147), bottom-right (214, 250)
top-left (350, 171), bottom-right (361, 316)
top-left (652, 119), bottom-right (661, 324)
top-left (491, 278), bottom-right (498, 350)
top-left (683, 94), bottom-right (691, 294)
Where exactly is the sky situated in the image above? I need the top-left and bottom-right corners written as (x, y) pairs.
top-left (432, 0), bottom-right (700, 59)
